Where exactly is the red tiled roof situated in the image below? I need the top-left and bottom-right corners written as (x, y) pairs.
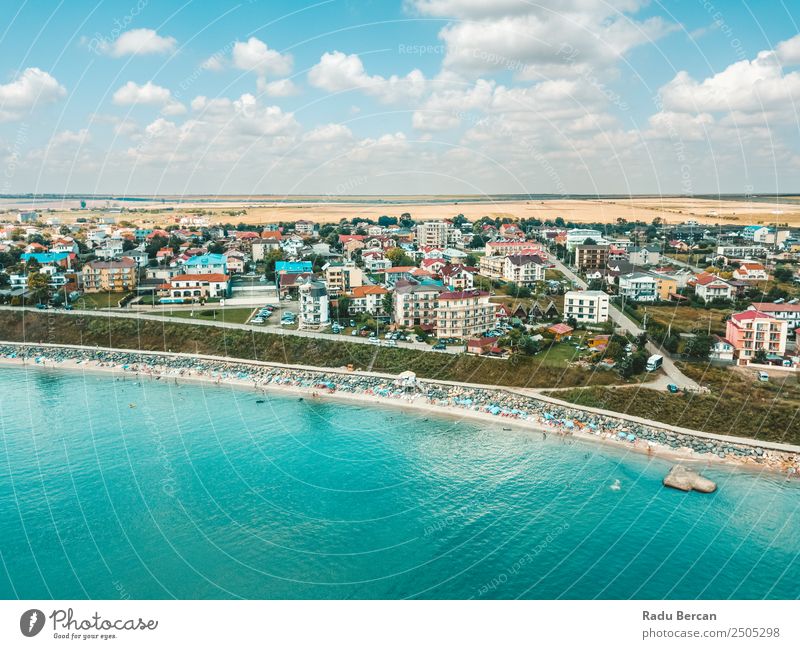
top-left (730, 309), bottom-right (775, 322)
top-left (548, 323), bottom-right (574, 335)
top-left (751, 302), bottom-right (800, 313)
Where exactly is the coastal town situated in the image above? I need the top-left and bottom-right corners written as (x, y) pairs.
top-left (1, 204), bottom-right (799, 377)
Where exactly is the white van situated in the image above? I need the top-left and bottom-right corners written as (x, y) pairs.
top-left (758, 371), bottom-right (769, 382)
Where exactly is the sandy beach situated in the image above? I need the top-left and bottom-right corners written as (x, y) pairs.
top-left (2, 342), bottom-right (798, 478)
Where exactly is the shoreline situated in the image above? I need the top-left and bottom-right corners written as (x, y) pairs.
top-left (2, 342), bottom-right (798, 478)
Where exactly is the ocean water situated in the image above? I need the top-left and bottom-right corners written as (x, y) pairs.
top-left (1, 365), bottom-right (799, 600)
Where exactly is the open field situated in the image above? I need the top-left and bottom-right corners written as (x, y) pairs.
top-left (72, 291), bottom-right (132, 309)
top-left (637, 305), bottom-right (731, 336)
top-left (8, 196), bottom-right (800, 228)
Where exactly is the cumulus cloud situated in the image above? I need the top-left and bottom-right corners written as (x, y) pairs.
top-left (258, 78), bottom-right (299, 97)
top-left (659, 47), bottom-right (800, 118)
top-left (0, 67), bottom-right (66, 121)
top-left (113, 81), bottom-right (185, 115)
top-left (407, 0), bottom-right (673, 80)
top-left (232, 37), bottom-right (293, 76)
top-left (97, 28), bottom-right (177, 57)
top-left (308, 51), bottom-right (426, 102)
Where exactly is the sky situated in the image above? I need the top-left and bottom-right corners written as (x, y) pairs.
top-left (0, 0), bottom-right (799, 196)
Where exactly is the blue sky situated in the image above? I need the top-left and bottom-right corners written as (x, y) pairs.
top-left (1, 0), bottom-right (799, 195)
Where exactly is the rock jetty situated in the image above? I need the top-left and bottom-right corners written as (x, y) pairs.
top-left (663, 465), bottom-right (717, 493)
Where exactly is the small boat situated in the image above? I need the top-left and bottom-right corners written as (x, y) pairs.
top-left (256, 399), bottom-right (265, 404)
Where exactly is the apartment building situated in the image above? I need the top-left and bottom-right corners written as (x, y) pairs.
top-left (298, 279), bottom-right (330, 329)
top-left (484, 240), bottom-right (543, 257)
top-left (574, 244), bottom-right (610, 271)
top-left (323, 261), bottom-right (364, 297)
top-left (617, 271), bottom-right (658, 302)
top-left (347, 285), bottom-right (388, 315)
top-left (628, 244), bottom-right (661, 266)
top-left (503, 254), bottom-right (546, 286)
top-left (81, 258), bottom-right (138, 293)
top-left (478, 255), bottom-right (505, 279)
top-left (393, 281), bottom-right (441, 329)
top-left (415, 221), bottom-right (451, 248)
top-left (725, 308), bottom-right (788, 363)
top-left (563, 290), bottom-right (610, 324)
top-left (435, 289), bottom-right (495, 339)
top-left (749, 303), bottom-right (800, 330)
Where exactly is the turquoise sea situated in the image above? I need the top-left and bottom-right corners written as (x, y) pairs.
top-left (1, 365), bottom-right (799, 599)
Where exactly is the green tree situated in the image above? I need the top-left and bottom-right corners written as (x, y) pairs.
top-left (27, 272), bottom-right (50, 304)
top-left (753, 349), bottom-right (768, 364)
top-left (685, 333), bottom-right (713, 360)
top-left (386, 247), bottom-right (414, 267)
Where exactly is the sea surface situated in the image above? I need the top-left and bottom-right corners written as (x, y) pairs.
top-left (1, 366), bottom-right (799, 599)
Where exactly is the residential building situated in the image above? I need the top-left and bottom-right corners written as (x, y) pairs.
top-left (710, 335), bottom-right (735, 362)
top-left (618, 271), bottom-right (658, 302)
top-left (294, 220), bottom-right (316, 236)
top-left (223, 251), bottom-right (246, 274)
top-left (435, 289), bottom-right (494, 339)
top-left (693, 273), bottom-right (734, 302)
top-left (733, 262), bottom-right (769, 281)
top-left (362, 250), bottom-right (392, 272)
top-left (716, 244), bottom-right (767, 259)
top-left (298, 279), bottom-right (330, 328)
top-left (749, 303), bottom-right (800, 330)
top-left (323, 261), bottom-right (364, 297)
top-left (347, 285), bottom-right (388, 315)
top-left (503, 254), bottom-right (546, 285)
top-left (122, 249), bottom-right (149, 269)
top-left (725, 308), bottom-right (788, 363)
top-left (183, 253), bottom-right (228, 275)
top-left (394, 281), bottom-right (441, 329)
top-left (251, 237), bottom-right (282, 262)
top-left (415, 221), bottom-right (450, 248)
top-left (484, 240), bottom-right (543, 257)
top-left (160, 274), bottom-right (230, 300)
top-left (81, 258), bottom-right (138, 292)
top-left (94, 239), bottom-right (125, 260)
top-left (563, 290), bottom-right (610, 324)
top-left (575, 244), bottom-right (610, 272)
top-left (565, 229), bottom-right (606, 251)
top-left (440, 264), bottom-right (474, 291)
top-left (478, 255), bottom-right (505, 279)
top-left (628, 244), bottom-right (661, 266)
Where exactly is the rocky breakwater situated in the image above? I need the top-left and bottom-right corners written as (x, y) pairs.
top-left (663, 465), bottom-right (717, 493)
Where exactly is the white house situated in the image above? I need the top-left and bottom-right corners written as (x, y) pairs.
top-left (733, 262), bottom-right (769, 281)
top-left (618, 272), bottom-right (658, 302)
top-left (693, 273), bottom-right (734, 302)
top-left (563, 290), bottom-right (610, 324)
top-left (502, 254), bottom-right (546, 286)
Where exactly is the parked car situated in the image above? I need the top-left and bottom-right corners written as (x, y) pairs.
top-left (351, 330), bottom-right (358, 336)
top-left (432, 343), bottom-right (446, 351)
top-left (667, 384), bottom-right (679, 393)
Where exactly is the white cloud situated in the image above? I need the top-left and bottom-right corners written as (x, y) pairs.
top-left (308, 51), bottom-right (426, 103)
top-left (0, 67), bottom-right (66, 121)
top-left (232, 37), bottom-right (293, 76)
top-left (49, 129), bottom-right (91, 147)
top-left (201, 55), bottom-right (225, 72)
top-left (659, 48), bottom-right (800, 118)
top-left (113, 81), bottom-right (172, 106)
top-left (113, 81), bottom-right (185, 116)
top-left (776, 34), bottom-right (800, 66)
top-left (303, 123), bottom-right (353, 142)
top-left (408, 0), bottom-right (673, 80)
top-left (98, 28), bottom-right (177, 57)
top-left (258, 78), bottom-right (299, 97)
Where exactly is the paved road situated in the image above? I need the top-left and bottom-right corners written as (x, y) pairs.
top-left (0, 305), bottom-right (466, 355)
top-left (546, 253), bottom-right (700, 391)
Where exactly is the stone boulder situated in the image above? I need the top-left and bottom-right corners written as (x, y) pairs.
top-left (663, 465), bottom-right (717, 493)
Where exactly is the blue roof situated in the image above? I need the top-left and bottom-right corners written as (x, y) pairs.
top-left (276, 261), bottom-right (312, 273)
top-left (185, 253), bottom-right (226, 266)
top-left (21, 252), bottom-right (70, 264)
